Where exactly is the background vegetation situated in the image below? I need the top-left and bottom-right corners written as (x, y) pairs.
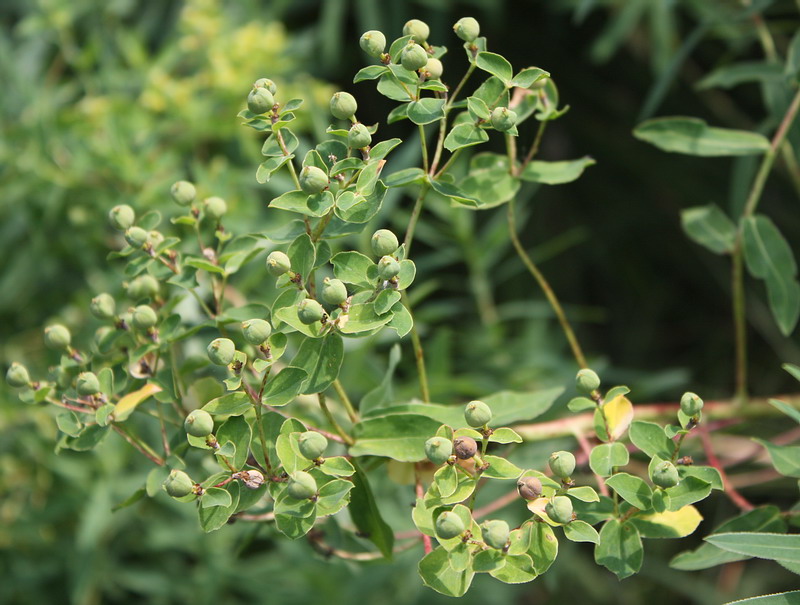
top-left (1, 0), bottom-right (798, 603)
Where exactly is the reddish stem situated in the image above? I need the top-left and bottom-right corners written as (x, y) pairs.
top-left (698, 424), bottom-right (754, 511)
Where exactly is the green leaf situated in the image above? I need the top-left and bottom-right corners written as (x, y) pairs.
top-left (606, 473), bottom-right (653, 509)
top-left (370, 138), bottom-right (402, 161)
top-left (754, 438), bottom-right (800, 478)
top-left (388, 302), bottom-right (413, 337)
top-left (681, 204), bottom-right (737, 254)
top-left (467, 97), bottom-right (490, 120)
top-left (665, 476), bottom-right (712, 510)
top-left (484, 387), bottom-right (563, 426)
top-left (589, 442), bottom-right (630, 477)
top-left (476, 52), bottom-right (513, 84)
top-left (743, 215), bottom-right (800, 335)
top-left (434, 464), bottom-right (459, 498)
top-left (768, 398), bottom-right (800, 425)
top-left (216, 416), bottom-right (251, 470)
top-left (407, 98), bottom-right (446, 125)
top-left (201, 487), bottom-right (233, 508)
top-left (56, 411), bottom-right (82, 437)
top-left (203, 392), bottom-right (251, 416)
top-left (473, 549), bottom-right (506, 572)
top-left (519, 157), bottom-right (596, 185)
top-left (256, 155), bottom-right (293, 184)
top-left (385, 167), bottom-right (427, 187)
top-left (198, 482), bottom-right (239, 532)
top-left (568, 396), bottom-right (596, 412)
top-left (696, 61), bottom-right (784, 90)
top-left (334, 182), bottom-right (387, 224)
top-left (489, 427), bottom-right (523, 444)
top-left (359, 344), bottom-right (401, 415)
top-left (374, 289), bottom-right (401, 315)
top-left (319, 456), bottom-right (355, 477)
top-left (338, 303), bottom-right (395, 334)
top-left (679, 465), bottom-right (723, 490)
top-left (629, 420), bottom-right (675, 460)
top-left (262, 367), bottom-right (308, 406)
top-left (482, 455), bottom-right (523, 479)
top-left (634, 117), bottom-right (770, 156)
top-left (594, 519), bottom-right (643, 580)
top-left (354, 65), bottom-right (389, 82)
top-left (270, 190), bottom-right (334, 218)
top-left (315, 479), bottom-right (353, 517)
top-left (563, 520), bottom-right (600, 544)
top-left (489, 553), bottom-right (537, 584)
top-left (418, 547), bottom-right (474, 597)
top-left (511, 67), bottom-right (549, 88)
top-left (528, 522), bottom-right (559, 574)
top-left (631, 505), bottom-right (703, 539)
top-left (567, 486), bottom-right (600, 503)
top-left (350, 460), bottom-right (394, 559)
top-left (458, 153), bottom-right (521, 209)
top-left (362, 402), bottom-right (463, 426)
top-left (350, 414), bottom-right (442, 461)
top-left (288, 233), bottom-right (316, 282)
top-left (443, 123), bottom-right (489, 152)
top-left (289, 334), bottom-right (343, 394)
top-left (331, 251), bottom-right (376, 289)
top-left (706, 533), bottom-right (800, 564)
top-left (719, 592), bottom-right (800, 605)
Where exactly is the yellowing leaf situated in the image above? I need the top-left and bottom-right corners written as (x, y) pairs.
top-left (604, 395), bottom-right (634, 440)
top-left (526, 497), bottom-right (565, 526)
top-left (113, 383), bottom-right (162, 422)
top-left (632, 505), bottom-right (703, 539)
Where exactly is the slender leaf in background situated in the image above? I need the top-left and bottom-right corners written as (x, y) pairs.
top-left (721, 592), bottom-right (800, 605)
top-left (681, 204), bottom-right (737, 255)
top-left (634, 117), bottom-right (770, 156)
top-left (705, 533), bottom-right (800, 564)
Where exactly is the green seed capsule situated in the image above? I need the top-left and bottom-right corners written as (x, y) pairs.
top-left (127, 275), bottom-right (159, 300)
top-left (253, 77), bottom-right (277, 95)
top-left (247, 87), bottom-right (274, 114)
top-left (576, 368), bottom-right (601, 394)
top-left (298, 431), bottom-right (328, 460)
top-left (76, 371), bottom-right (100, 396)
top-left (131, 305), bottom-right (158, 330)
top-left (400, 42), bottom-right (428, 71)
top-left (435, 511), bottom-right (465, 539)
top-left (403, 19), bottom-right (430, 44)
top-left (44, 324), bottom-right (71, 350)
top-left (321, 278), bottom-right (348, 305)
top-left (347, 123), bottom-right (372, 149)
top-left (287, 470), bottom-right (317, 499)
top-left (371, 229), bottom-right (399, 257)
top-left (297, 299), bottom-right (325, 325)
top-left (651, 460), bottom-right (680, 488)
top-left (125, 226), bottom-right (148, 248)
top-left (330, 91), bottom-right (358, 120)
top-left (490, 107), bottom-right (517, 132)
top-left (548, 450), bottom-right (576, 479)
top-left (266, 251), bottom-right (292, 277)
top-left (109, 204), bottom-right (135, 231)
top-left (6, 362), bottom-right (30, 388)
top-left (464, 400), bottom-right (492, 427)
top-left (453, 17), bottom-right (480, 42)
top-left (204, 196), bottom-right (227, 220)
top-left (170, 180), bottom-right (196, 206)
top-left (241, 319), bottom-right (272, 345)
top-left (481, 519), bottom-right (510, 549)
top-left (147, 230), bottom-right (165, 249)
top-left (424, 57), bottom-right (443, 79)
top-left (517, 476), bottom-right (543, 500)
top-left (680, 392), bottom-right (704, 417)
top-left (184, 409), bottom-right (214, 437)
top-left (545, 495), bottom-right (573, 524)
top-left (299, 165), bottom-right (329, 194)
top-left (90, 293), bottom-right (116, 319)
top-left (453, 436), bottom-right (478, 459)
top-left (163, 469), bottom-right (195, 498)
top-left (207, 338), bottom-right (235, 366)
top-left (359, 30), bottom-right (386, 58)
top-left (378, 255), bottom-right (401, 280)
top-left (425, 436), bottom-right (453, 465)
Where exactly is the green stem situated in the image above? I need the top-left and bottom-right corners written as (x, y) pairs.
top-left (507, 197), bottom-right (588, 369)
top-left (448, 63), bottom-right (476, 110)
top-left (402, 291), bottom-right (431, 402)
top-left (276, 129), bottom-right (301, 190)
top-left (403, 183), bottom-right (431, 255)
top-left (518, 121), bottom-right (548, 176)
top-left (434, 148), bottom-right (463, 179)
top-left (317, 392), bottom-right (354, 445)
top-left (112, 424), bottom-right (164, 465)
top-left (419, 124), bottom-right (429, 173)
top-left (333, 379), bottom-right (358, 423)
top-left (253, 368), bottom-right (273, 474)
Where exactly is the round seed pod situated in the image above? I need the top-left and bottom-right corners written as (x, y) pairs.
top-left (371, 229), bottom-right (399, 257)
top-left (76, 371), bottom-right (100, 396)
top-left (435, 511), bottom-right (465, 539)
top-left (207, 338), bottom-right (235, 366)
top-left (170, 180), bottom-right (196, 206)
top-left (517, 476), bottom-right (543, 500)
top-left (184, 409), bottom-right (214, 437)
top-left (425, 436), bottom-right (453, 465)
top-left (548, 450), bottom-right (576, 479)
top-left (253, 77), bottom-right (277, 95)
top-left (247, 87), bottom-right (274, 114)
top-left (576, 368), bottom-right (601, 394)
top-left (109, 204), bottom-right (135, 231)
top-left (6, 362), bottom-right (30, 388)
top-left (90, 293), bottom-right (116, 319)
top-left (127, 275), bottom-right (159, 300)
top-left (453, 436), bottom-right (478, 459)
top-left (400, 42), bottom-right (428, 71)
top-left (266, 251), bottom-right (292, 277)
top-left (464, 400), bottom-right (492, 427)
top-left (546, 495), bottom-right (574, 524)
top-left (241, 469), bottom-right (265, 489)
top-left (299, 165), bottom-right (329, 194)
top-left (203, 196), bottom-right (227, 220)
top-left (348, 123), bottom-right (372, 149)
top-left (146, 230), bottom-right (165, 249)
top-left (359, 30), bottom-right (386, 58)
top-left (297, 299), bottom-right (325, 325)
top-left (424, 57), bottom-right (443, 79)
top-left (298, 431), bottom-right (328, 460)
top-left (680, 392), bottom-right (704, 417)
top-left (490, 107), bottom-right (517, 132)
top-left (287, 470), bottom-right (317, 499)
top-left (651, 460), bottom-right (680, 488)
top-left (481, 519), bottom-right (510, 549)
top-left (163, 469), bottom-right (194, 498)
top-left (125, 226), bottom-right (148, 248)
top-left (330, 92), bottom-right (358, 120)
top-left (241, 319), bottom-right (272, 345)
top-left (44, 324), bottom-right (71, 350)
top-left (321, 278), bottom-right (348, 305)
top-left (453, 17), bottom-right (480, 42)
top-left (403, 19), bottom-right (430, 44)
top-left (378, 255), bottom-right (401, 280)
top-left (132, 305), bottom-right (158, 330)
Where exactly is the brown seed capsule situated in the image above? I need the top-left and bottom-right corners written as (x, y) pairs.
top-left (517, 476), bottom-right (543, 500)
top-left (453, 436), bottom-right (478, 459)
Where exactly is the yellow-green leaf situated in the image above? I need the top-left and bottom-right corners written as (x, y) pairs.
top-left (113, 383), bottom-right (162, 422)
top-left (604, 395), bottom-right (634, 440)
top-left (631, 505), bottom-right (703, 539)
